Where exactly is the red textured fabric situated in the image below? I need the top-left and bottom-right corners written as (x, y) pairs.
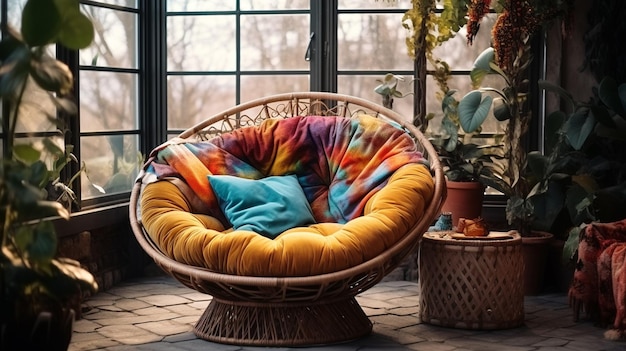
top-left (569, 218), bottom-right (626, 332)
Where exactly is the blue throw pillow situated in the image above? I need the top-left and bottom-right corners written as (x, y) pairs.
top-left (208, 174), bottom-right (316, 239)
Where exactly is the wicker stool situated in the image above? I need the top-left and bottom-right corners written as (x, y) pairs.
top-left (419, 231), bottom-right (524, 330)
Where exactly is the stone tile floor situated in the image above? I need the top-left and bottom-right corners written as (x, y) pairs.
top-left (69, 274), bottom-right (624, 351)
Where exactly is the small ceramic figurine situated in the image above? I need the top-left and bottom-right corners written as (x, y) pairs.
top-left (457, 217), bottom-right (488, 236)
top-left (428, 212), bottom-right (453, 231)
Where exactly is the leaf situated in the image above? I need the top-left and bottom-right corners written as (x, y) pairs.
top-left (589, 104), bottom-right (615, 128)
top-left (538, 79), bottom-right (575, 110)
top-left (529, 180), bottom-right (565, 232)
top-left (488, 62), bottom-right (509, 83)
top-left (565, 110), bottom-right (595, 150)
top-left (0, 50), bottom-right (30, 97)
top-left (29, 55), bottom-right (73, 95)
top-left (58, 11), bottom-right (94, 50)
top-left (544, 111), bottom-right (566, 153)
top-left (594, 115), bottom-right (626, 141)
top-left (21, 0), bottom-right (62, 47)
top-left (441, 89), bottom-right (457, 112)
top-left (473, 47), bottom-right (494, 72)
top-left (458, 90), bottom-right (492, 133)
top-left (598, 77), bottom-right (625, 115)
top-left (562, 226), bottom-right (582, 264)
top-left (593, 183), bottom-right (626, 222)
top-left (51, 257), bottom-right (98, 294)
top-left (29, 160), bottom-right (50, 187)
top-left (566, 183), bottom-right (594, 224)
top-left (469, 48), bottom-right (495, 87)
top-left (35, 200), bottom-right (71, 220)
top-left (27, 221), bottom-right (58, 265)
top-left (13, 143), bottom-right (41, 164)
top-left (91, 183), bottom-right (106, 194)
top-left (0, 31), bottom-right (26, 61)
top-left (492, 97), bottom-right (511, 121)
top-left (527, 151), bottom-right (548, 179)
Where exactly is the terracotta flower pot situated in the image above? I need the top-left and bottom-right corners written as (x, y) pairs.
top-left (440, 180), bottom-right (485, 227)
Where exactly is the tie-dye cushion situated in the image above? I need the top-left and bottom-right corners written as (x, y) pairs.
top-left (140, 115), bottom-right (435, 276)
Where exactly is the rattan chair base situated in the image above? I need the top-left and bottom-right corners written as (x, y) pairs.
top-left (194, 296), bottom-right (372, 346)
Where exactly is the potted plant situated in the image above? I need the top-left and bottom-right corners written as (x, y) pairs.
top-left (456, 0), bottom-right (574, 293)
top-left (374, 73), bottom-right (410, 110)
top-left (459, 0), bottom-right (575, 235)
top-left (533, 77), bottom-right (626, 290)
top-left (427, 65), bottom-right (505, 227)
top-left (0, 1), bottom-right (98, 350)
top-left (458, 44), bottom-right (560, 294)
top-left (373, 67), bottom-right (504, 227)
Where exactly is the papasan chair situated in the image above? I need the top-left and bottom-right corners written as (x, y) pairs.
top-left (129, 92), bottom-right (445, 346)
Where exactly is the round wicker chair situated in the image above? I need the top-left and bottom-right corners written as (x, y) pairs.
top-left (129, 92), bottom-right (445, 346)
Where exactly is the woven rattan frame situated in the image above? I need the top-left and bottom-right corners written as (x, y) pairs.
top-left (129, 92), bottom-right (445, 346)
top-left (419, 232), bottom-right (524, 330)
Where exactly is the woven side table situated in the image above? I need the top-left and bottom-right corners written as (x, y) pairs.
top-left (419, 231), bottom-right (524, 330)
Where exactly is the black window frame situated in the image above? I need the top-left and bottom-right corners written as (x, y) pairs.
top-left (1, 0), bottom-right (545, 229)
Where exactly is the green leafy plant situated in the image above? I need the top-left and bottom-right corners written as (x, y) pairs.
top-left (449, 0), bottom-right (574, 236)
top-left (428, 85), bottom-right (505, 184)
top-left (374, 73), bottom-right (411, 110)
top-left (533, 77), bottom-right (626, 261)
top-left (401, 0), bottom-right (471, 130)
top-left (1, 0), bottom-right (97, 347)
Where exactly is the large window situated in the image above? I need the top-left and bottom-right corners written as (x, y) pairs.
top-left (165, 1), bottom-right (507, 132)
top-left (78, 1), bottom-right (141, 206)
top-left (165, 0), bottom-right (311, 137)
top-left (1, 0), bottom-right (539, 214)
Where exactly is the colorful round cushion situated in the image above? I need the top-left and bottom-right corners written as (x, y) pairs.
top-left (140, 115), bottom-right (435, 276)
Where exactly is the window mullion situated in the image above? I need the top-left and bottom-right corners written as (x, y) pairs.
top-left (57, 47), bottom-right (83, 209)
top-left (140, 0), bottom-right (167, 155)
top-left (310, 0), bottom-right (337, 92)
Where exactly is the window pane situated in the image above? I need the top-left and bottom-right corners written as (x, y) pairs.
top-left (6, 0), bottom-right (26, 29)
top-left (240, 75), bottom-right (309, 102)
top-left (338, 13), bottom-right (413, 71)
top-left (240, 15), bottom-right (310, 71)
top-left (80, 5), bottom-right (138, 69)
top-left (240, 0), bottom-right (309, 10)
top-left (338, 74), bottom-right (414, 125)
top-left (80, 71), bottom-right (138, 132)
top-left (167, 75), bottom-right (236, 129)
top-left (167, 15), bottom-right (236, 71)
top-left (81, 134), bottom-right (140, 198)
top-left (167, 0), bottom-right (234, 12)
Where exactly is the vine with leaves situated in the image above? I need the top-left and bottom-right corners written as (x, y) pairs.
top-left (401, 0), bottom-right (470, 130)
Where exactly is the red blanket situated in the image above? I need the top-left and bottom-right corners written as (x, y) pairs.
top-left (569, 218), bottom-right (626, 339)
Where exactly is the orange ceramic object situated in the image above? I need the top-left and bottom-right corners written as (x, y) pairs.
top-left (457, 217), bottom-right (488, 236)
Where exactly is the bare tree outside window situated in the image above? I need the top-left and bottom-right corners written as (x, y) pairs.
top-left (78, 3), bottom-right (140, 199)
top-left (166, 1), bottom-right (310, 133)
top-left (73, 0), bottom-right (505, 201)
